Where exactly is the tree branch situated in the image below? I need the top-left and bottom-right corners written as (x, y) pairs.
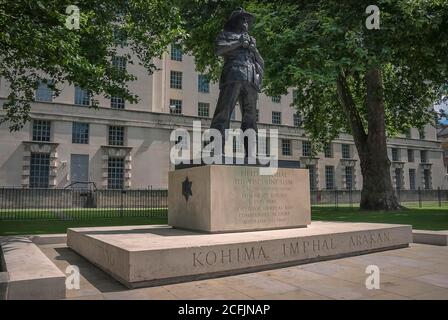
top-left (336, 71), bottom-right (367, 150)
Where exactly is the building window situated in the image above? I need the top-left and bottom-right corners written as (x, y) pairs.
top-left (107, 157), bottom-right (124, 189)
top-left (302, 141), bottom-right (311, 157)
top-left (198, 75), bottom-right (210, 93)
top-left (72, 122), bottom-right (89, 144)
top-left (111, 96), bottom-right (125, 109)
top-left (420, 150), bottom-right (428, 163)
top-left (35, 80), bottom-right (53, 102)
top-left (112, 56), bottom-right (126, 72)
top-left (395, 168), bottom-right (402, 190)
top-left (231, 109), bottom-right (236, 120)
top-left (112, 28), bottom-right (127, 46)
top-left (407, 149), bottom-right (414, 162)
top-left (324, 143), bottom-right (333, 158)
top-left (423, 169), bottom-right (431, 190)
top-left (391, 148), bottom-right (400, 161)
top-left (282, 139), bottom-right (292, 156)
top-left (325, 166), bottom-right (335, 190)
top-left (292, 89), bottom-right (299, 104)
top-left (170, 43), bottom-right (182, 61)
top-left (108, 126), bottom-right (125, 146)
top-left (32, 120), bottom-right (51, 142)
top-left (293, 113), bottom-right (301, 127)
top-left (272, 96), bottom-right (281, 103)
top-left (419, 128), bottom-right (426, 140)
top-left (74, 86), bottom-right (91, 106)
top-left (29, 153), bottom-right (50, 188)
top-left (198, 102), bottom-right (209, 117)
top-left (342, 144), bottom-right (351, 159)
top-left (307, 165), bottom-right (317, 190)
top-left (170, 71), bottom-right (182, 89)
top-left (345, 166), bottom-right (354, 190)
top-left (112, 27), bottom-right (127, 47)
top-left (409, 169), bottom-right (416, 190)
top-left (272, 111), bottom-right (281, 125)
top-left (169, 99), bottom-right (182, 114)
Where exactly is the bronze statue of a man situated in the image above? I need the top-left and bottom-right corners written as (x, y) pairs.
top-left (210, 8), bottom-right (264, 156)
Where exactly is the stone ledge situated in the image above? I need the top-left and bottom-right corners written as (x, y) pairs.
top-left (413, 230), bottom-right (448, 246)
top-left (68, 221), bottom-right (412, 289)
top-left (30, 234), bottom-right (67, 245)
top-left (0, 236), bottom-right (66, 300)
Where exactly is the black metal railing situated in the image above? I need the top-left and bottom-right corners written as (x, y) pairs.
top-left (0, 187), bottom-right (446, 221)
top-left (0, 187), bottom-right (168, 220)
top-left (310, 187), bottom-right (448, 209)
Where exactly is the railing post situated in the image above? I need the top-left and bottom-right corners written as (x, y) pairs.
top-left (334, 188), bottom-right (338, 210)
top-left (349, 187), bottom-right (353, 210)
top-left (418, 187), bottom-right (422, 208)
top-left (150, 185), bottom-right (153, 218)
top-left (120, 189), bottom-right (124, 218)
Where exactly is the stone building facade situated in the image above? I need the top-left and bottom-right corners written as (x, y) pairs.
top-left (0, 45), bottom-right (445, 190)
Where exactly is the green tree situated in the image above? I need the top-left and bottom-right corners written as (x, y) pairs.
top-left (0, 0), bottom-right (183, 131)
top-left (178, 0), bottom-right (448, 210)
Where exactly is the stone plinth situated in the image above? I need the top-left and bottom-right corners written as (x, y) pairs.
top-left (67, 222), bottom-right (412, 289)
top-left (168, 165), bottom-right (311, 233)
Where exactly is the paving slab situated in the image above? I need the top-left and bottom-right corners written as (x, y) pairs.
top-left (39, 242), bottom-right (448, 300)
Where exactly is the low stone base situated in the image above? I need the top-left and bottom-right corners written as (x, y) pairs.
top-left (413, 230), bottom-right (448, 246)
top-left (67, 222), bottom-right (412, 289)
top-left (0, 236), bottom-right (66, 300)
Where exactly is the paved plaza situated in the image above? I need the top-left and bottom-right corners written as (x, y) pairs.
top-left (39, 243), bottom-right (448, 300)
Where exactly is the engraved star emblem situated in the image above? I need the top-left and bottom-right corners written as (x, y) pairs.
top-left (182, 176), bottom-right (193, 202)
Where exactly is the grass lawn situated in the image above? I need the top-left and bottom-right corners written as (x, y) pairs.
top-left (0, 216), bottom-right (168, 236)
top-left (312, 204), bottom-right (448, 231)
top-left (0, 208), bottom-right (168, 236)
top-left (0, 204), bottom-right (447, 236)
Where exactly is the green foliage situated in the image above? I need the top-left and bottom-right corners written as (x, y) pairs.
top-left (2, 0), bottom-right (447, 142)
top-left (178, 0), bottom-right (448, 147)
top-left (0, 0), bottom-right (184, 131)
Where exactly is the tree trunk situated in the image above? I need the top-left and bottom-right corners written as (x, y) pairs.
top-left (336, 68), bottom-right (400, 211)
top-left (360, 68), bottom-right (400, 210)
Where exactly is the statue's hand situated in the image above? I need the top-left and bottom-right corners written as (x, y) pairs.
top-left (240, 33), bottom-right (250, 48)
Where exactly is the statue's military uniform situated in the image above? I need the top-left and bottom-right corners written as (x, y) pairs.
top-left (210, 9), bottom-right (264, 156)
top-left (217, 31), bottom-right (263, 92)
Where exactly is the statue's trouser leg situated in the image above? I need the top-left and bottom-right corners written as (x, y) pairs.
top-left (239, 83), bottom-right (258, 159)
top-left (210, 82), bottom-right (242, 155)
